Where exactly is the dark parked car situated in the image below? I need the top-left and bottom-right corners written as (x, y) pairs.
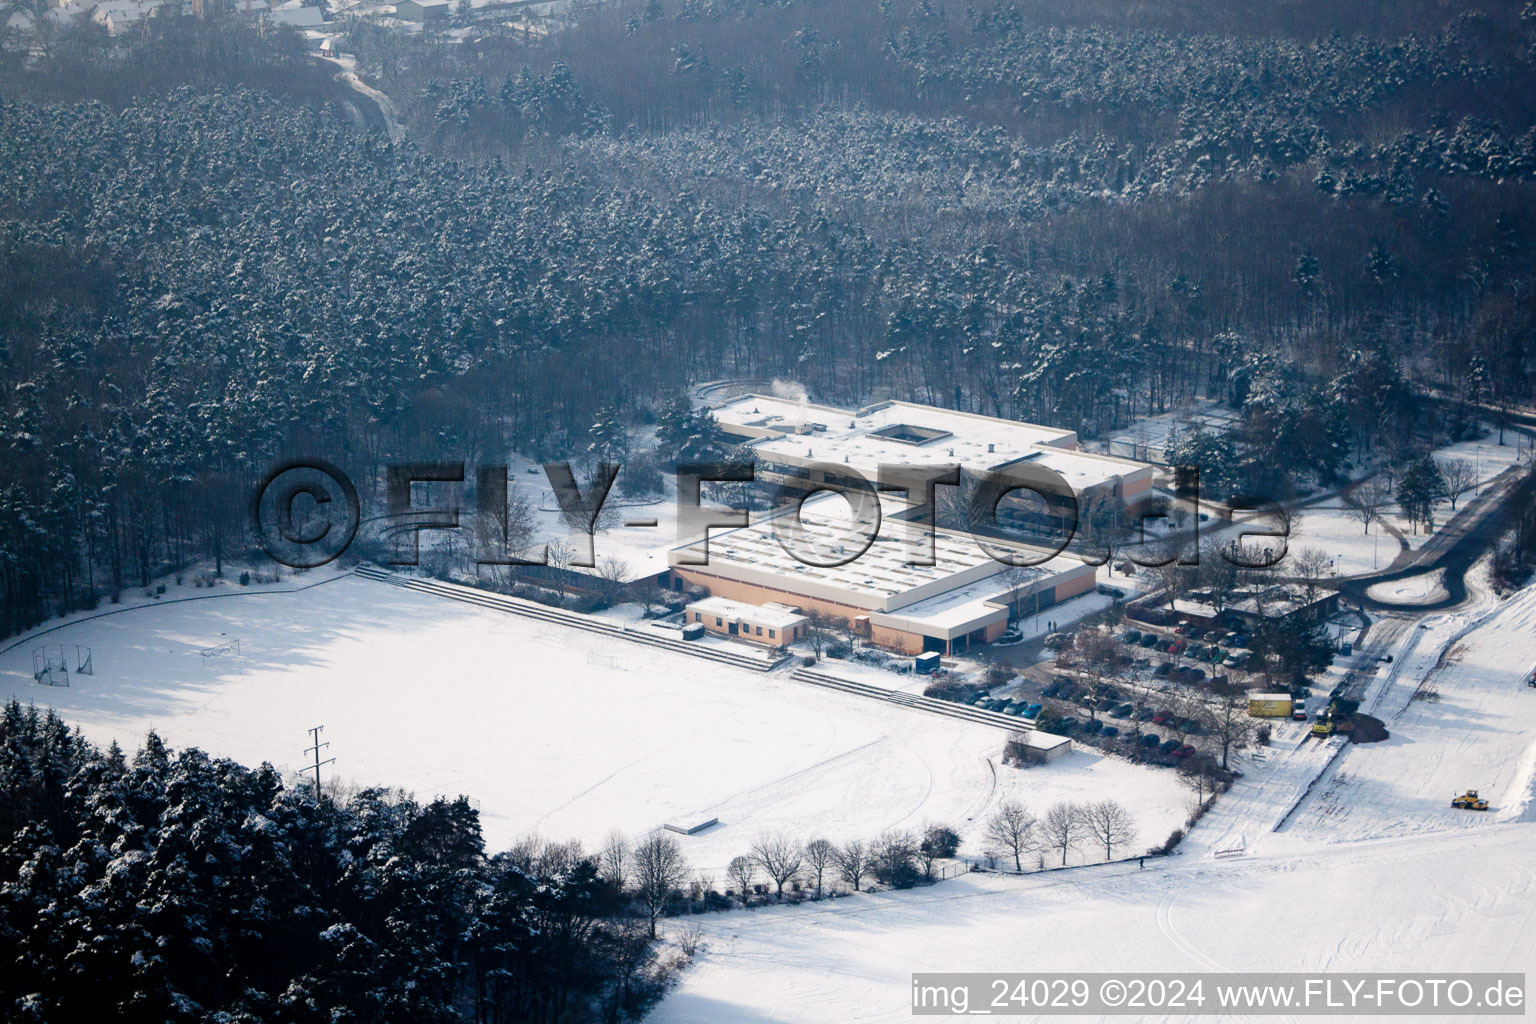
top-left (1154, 661), bottom-right (1173, 677)
top-left (1082, 719), bottom-right (1103, 735)
top-left (1139, 733), bottom-right (1162, 748)
top-left (1139, 634), bottom-right (1159, 648)
top-left (1135, 707), bottom-right (1155, 722)
top-left (1100, 725), bottom-right (1119, 739)
top-left (1111, 702), bottom-right (1134, 718)
top-left (1121, 629), bottom-right (1143, 643)
top-left (1159, 738), bottom-right (1183, 754)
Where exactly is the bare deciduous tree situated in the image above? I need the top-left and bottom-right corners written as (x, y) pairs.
top-left (1200, 685), bottom-right (1256, 770)
top-left (871, 829), bottom-right (918, 885)
top-left (595, 555), bottom-right (632, 602)
top-left (1344, 476), bottom-right (1391, 535)
top-left (803, 838), bottom-right (836, 898)
top-left (600, 830), bottom-right (629, 891)
top-left (750, 834), bottom-right (804, 899)
top-left (1082, 800), bottom-right (1138, 861)
top-left (633, 833), bottom-right (689, 937)
top-left (802, 611), bottom-right (835, 659)
top-left (726, 855), bottom-right (757, 901)
top-left (834, 838), bottom-right (869, 891)
top-left (1043, 802), bottom-right (1087, 866)
top-left (1438, 457), bottom-right (1475, 510)
top-left (982, 800), bottom-right (1037, 872)
top-left (1291, 546), bottom-right (1333, 606)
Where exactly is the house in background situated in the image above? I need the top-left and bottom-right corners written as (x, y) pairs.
top-left (394, 0), bottom-right (449, 22)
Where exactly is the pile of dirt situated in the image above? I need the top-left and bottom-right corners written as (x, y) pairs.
top-left (1350, 713), bottom-right (1390, 743)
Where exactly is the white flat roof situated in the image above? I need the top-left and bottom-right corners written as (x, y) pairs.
top-left (714, 393), bottom-right (1151, 494)
top-left (673, 492), bottom-right (1086, 613)
top-left (688, 596), bottom-right (807, 630)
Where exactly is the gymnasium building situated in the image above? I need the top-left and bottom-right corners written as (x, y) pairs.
top-left (669, 491), bottom-right (1098, 656)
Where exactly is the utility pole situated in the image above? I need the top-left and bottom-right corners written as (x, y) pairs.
top-left (303, 725), bottom-right (336, 798)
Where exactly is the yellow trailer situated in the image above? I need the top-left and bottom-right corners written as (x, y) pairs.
top-left (1247, 693), bottom-right (1293, 718)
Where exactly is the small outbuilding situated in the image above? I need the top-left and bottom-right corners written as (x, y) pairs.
top-left (685, 596), bottom-right (808, 648)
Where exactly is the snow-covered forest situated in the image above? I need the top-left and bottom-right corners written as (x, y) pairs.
top-left (1, 1), bottom-right (1534, 638)
top-left (0, 701), bottom-right (675, 1023)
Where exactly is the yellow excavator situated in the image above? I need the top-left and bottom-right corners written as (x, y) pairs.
top-left (1451, 790), bottom-right (1490, 811)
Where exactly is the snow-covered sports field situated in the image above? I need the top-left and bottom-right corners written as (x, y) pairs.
top-left (0, 573), bottom-right (1186, 869)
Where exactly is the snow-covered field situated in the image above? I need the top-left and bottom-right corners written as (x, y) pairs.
top-left (656, 825), bottom-right (1536, 1024)
top-left (0, 574), bottom-right (1187, 869)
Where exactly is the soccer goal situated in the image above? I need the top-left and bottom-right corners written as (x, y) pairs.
top-left (32, 645), bottom-right (69, 687)
top-left (200, 638), bottom-right (242, 664)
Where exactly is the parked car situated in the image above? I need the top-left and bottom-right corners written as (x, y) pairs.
top-left (1152, 710), bottom-right (1172, 725)
top-left (1139, 634), bottom-right (1159, 648)
top-left (1139, 733), bottom-right (1162, 748)
top-left (1174, 624), bottom-right (1191, 636)
top-left (1176, 744), bottom-right (1198, 758)
top-left (1159, 738), bottom-right (1183, 754)
top-left (1121, 629), bottom-right (1143, 643)
top-left (1188, 668), bottom-right (1207, 681)
top-left (1154, 661), bottom-right (1173, 677)
top-left (1082, 719), bottom-right (1103, 735)
top-left (1112, 702), bottom-right (1134, 718)
top-left (1136, 707), bottom-right (1155, 722)
top-left (1100, 725), bottom-right (1119, 739)
top-left (1004, 706), bottom-right (1022, 716)
top-left (1179, 718), bottom-right (1202, 734)
top-left (1024, 703), bottom-right (1043, 719)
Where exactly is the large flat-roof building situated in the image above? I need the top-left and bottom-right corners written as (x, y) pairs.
top-left (710, 394), bottom-right (1155, 535)
top-left (669, 493), bottom-right (1097, 655)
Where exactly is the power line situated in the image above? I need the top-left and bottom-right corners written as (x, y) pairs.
top-left (302, 725), bottom-right (336, 797)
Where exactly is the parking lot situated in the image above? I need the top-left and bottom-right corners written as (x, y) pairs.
top-left (969, 619), bottom-right (1288, 764)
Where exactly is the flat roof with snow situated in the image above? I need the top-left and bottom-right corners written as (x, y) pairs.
top-left (713, 393), bottom-right (1152, 495)
top-left (672, 492), bottom-right (1087, 616)
top-left (687, 596), bottom-right (807, 630)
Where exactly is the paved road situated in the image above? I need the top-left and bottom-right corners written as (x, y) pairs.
top-left (1338, 461), bottom-right (1534, 612)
